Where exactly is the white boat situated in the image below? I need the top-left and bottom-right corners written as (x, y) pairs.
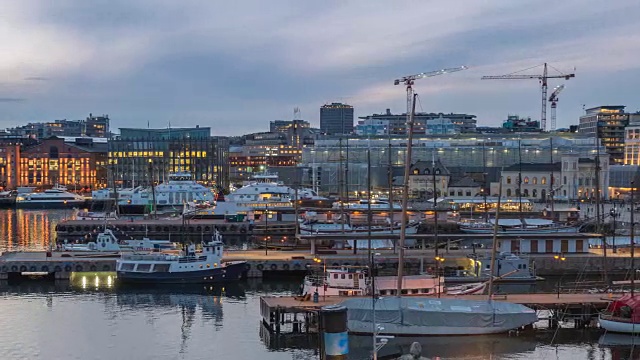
top-left (599, 294), bottom-right (640, 334)
top-left (116, 231), bottom-right (246, 284)
top-left (300, 220), bottom-right (419, 235)
top-left (226, 171), bottom-right (325, 209)
top-left (458, 218), bottom-right (579, 234)
top-left (75, 210), bottom-right (118, 221)
top-left (15, 185), bottom-right (86, 209)
top-left (62, 229), bottom-right (175, 252)
top-left (118, 172), bottom-right (215, 214)
top-left (342, 297), bottom-right (538, 336)
top-left (333, 199), bottom-right (403, 210)
top-left (445, 252), bottom-right (539, 284)
top-left (302, 267), bottom-right (484, 298)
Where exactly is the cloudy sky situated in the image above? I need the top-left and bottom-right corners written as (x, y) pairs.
top-left (1, 1), bottom-right (639, 136)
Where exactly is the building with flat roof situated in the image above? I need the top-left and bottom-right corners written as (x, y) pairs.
top-left (109, 126), bottom-right (228, 189)
top-left (358, 109), bottom-right (477, 135)
top-left (320, 103), bottom-right (354, 135)
top-left (579, 105), bottom-right (640, 164)
top-left (6, 114), bottom-right (110, 139)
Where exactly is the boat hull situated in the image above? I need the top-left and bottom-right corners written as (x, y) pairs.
top-left (342, 297), bottom-right (537, 336)
top-left (444, 275), bottom-right (539, 284)
top-left (300, 225), bottom-right (419, 235)
top-left (599, 315), bottom-right (640, 334)
top-left (117, 261), bottom-right (247, 284)
top-left (15, 200), bottom-right (88, 209)
top-left (459, 227), bottom-right (578, 234)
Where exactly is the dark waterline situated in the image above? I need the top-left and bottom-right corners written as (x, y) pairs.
top-left (0, 209), bottom-right (637, 359)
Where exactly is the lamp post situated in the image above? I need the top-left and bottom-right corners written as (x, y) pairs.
top-left (434, 256), bottom-right (445, 298)
top-left (313, 257), bottom-right (326, 300)
top-left (610, 207), bottom-right (618, 253)
top-left (264, 204), bottom-right (269, 256)
top-left (554, 253), bottom-right (566, 298)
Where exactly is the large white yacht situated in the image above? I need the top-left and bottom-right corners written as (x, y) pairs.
top-left (117, 172), bottom-right (216, 214)
top-left (15, 185), bottom-right (87, 209)
top-left (183, 172), bottom-right (326, 219)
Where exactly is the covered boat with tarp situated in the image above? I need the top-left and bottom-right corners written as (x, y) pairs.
top-left (341, 297), bottom-right (537, 336)
top-left (599, 294), bottom-right (640, 334)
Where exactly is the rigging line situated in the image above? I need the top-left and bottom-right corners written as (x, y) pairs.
top-left (547, 63), bottom-right (568, 76)
top-left (415, 93), bottom-right (424, 113)
top-left (505, 64), bottom-right (543, 76)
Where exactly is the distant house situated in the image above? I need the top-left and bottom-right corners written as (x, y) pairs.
top-left (408, 159), bottom-right (450, 199)
top-left (448, 176), bottom-right (483, 198)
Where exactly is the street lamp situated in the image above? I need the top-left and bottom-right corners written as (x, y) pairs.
top-left (435, 256), bottom-right (445, 298)
top-left (264, 204), bottom-right (270, 256)
top-left (610, 207), bottom-right (619, 253)
top-left (313, 257), bottom-right (326, 300)
top-left (554, 253), bottom-right (566, 298)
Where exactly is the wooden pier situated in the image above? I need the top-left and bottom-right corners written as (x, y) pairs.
top-left (260, 293), bottom-right (616, 335)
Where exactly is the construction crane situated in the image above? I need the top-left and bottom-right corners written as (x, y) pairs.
top-left (548, 84), bottom-right (565, 131)
top-left (394, 66), bottom-right (468, 118)
top-left (481, 63), bottom-right (575, 131)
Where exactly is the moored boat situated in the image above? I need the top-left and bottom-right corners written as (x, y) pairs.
top-left (599, 295), bottom-right (640, 334)
top-left (62, 229), bottom-right (175, 252)
top-left (116, 231), bottom-right (246, 284)
top-left (342, 296), bottom-right (538, 336)
top-left (16, 185), bottom-right (86, 209)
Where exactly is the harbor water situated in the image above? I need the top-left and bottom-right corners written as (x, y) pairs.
top-left (0, 209), bottom-right (639, 360)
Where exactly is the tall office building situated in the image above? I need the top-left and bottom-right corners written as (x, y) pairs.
top-left (579, 105), bottom-right (640, 164)
top-left (320, 103), bottom-right (354, 135)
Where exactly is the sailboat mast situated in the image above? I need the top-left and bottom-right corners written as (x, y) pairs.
top-left (488, 177), bottom-right (503, 298)
top-left (388, 137), bottom-right (394, 236)
top-left (482, 140), bottom-right (488, 223)
top-left (549, 137), bottom-right (555, 220)
top-left (518, 138), bottom-right (523, 221)
top-left (632, 181), bottom-right (636, 296)
top-left (433, 151), bottom-right (441, 296)
top-left (367, 148), bottom-right (372, 259)
top-left (339, 138), bottom-right (345, 234)
top-left (396, 92), bottom-right (417, 296)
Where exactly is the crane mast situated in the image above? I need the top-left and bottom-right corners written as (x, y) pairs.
top-left (548, 85), bottom-right (565, 131)
top-left (481, 63), bottom-right (575, 131)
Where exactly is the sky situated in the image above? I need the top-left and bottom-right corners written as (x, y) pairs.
top-left (1, 1), bottom-right (639, 136)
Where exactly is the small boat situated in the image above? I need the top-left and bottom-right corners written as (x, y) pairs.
top-left (599, 294), bottom-right (640, 334)
top-left (76, 210), bottom-right (118, 221)
top-left (445, 252), bottom-right (540, 284)
top-left (62, 229), bottom-right (175, 252)
top-left (116, 231), bottom-right (246, 284)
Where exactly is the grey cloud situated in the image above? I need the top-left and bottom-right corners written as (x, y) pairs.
top-left (0, 1), bottom-right (639, 135)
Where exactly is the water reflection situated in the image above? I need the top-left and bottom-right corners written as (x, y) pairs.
top-left (0, 209), bottom-right (67, 252)
top-left (599, 333), bottom-right (640, 360)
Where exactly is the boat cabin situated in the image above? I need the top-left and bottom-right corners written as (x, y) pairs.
top-left (303, 267), bottom-right (443, 297)
top-left (499, 237), bottom-right (590, 254)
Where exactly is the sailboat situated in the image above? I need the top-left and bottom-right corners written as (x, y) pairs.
top-left (599, 182), bottom-right (638, 333)
top-left (340, 84), bottom-right (537, 336)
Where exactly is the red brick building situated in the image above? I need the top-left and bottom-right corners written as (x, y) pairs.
top-left (0, 137), bottom-right (108, 190)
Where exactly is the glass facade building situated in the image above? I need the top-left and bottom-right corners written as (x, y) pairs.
top-left (108, 127), bottom-right (229, 189)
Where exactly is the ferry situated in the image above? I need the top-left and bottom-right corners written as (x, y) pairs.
top-left (116, 231), bottom-right (246, 284)
top-left (15, 185), bottom-right (87, 209)
top-left (458, 218), bottom-right (579, 234)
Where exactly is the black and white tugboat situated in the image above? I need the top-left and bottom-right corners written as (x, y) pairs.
top-left (116, 231), bottom-right (246, 284)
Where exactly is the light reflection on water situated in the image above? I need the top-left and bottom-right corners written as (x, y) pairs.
top-left (0, 209), bottom-right (67, 252)
top-left (0, 209), bottom-right (636, 359)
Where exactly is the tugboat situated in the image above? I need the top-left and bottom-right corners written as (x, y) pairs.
top-left (116, 231), bottom-right (246, 284)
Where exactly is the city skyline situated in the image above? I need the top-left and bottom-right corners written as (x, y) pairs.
top-left (1, 2), bottom-right (639, 136)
